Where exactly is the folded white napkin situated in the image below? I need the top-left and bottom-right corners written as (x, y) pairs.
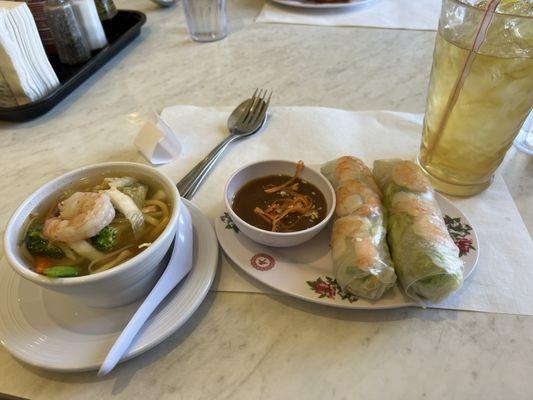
top-left (0, 1), bottom-right (59, 107)
top-left (257, 0), bottom-right (441, 30)
top-left (154, 105), bottom-right (533, 316)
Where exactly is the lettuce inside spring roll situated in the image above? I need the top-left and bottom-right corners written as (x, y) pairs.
top-left (373, 159), bottom-right (464, 304)
top-left (322, 156), bottom-right (396, 300)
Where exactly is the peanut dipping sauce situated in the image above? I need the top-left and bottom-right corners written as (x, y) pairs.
top-left (231, 169), bottom-right (327, 233)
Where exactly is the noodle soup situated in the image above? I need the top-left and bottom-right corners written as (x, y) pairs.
top-left (20, 173), bottom-right (172, 278)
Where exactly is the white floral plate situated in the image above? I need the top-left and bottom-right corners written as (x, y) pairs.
top-left (0, 200), bottom-right (218, 372)
top-left (215, 193), bottom-right (479, 309)
top-left (270, 0), bottom-right (374, 10)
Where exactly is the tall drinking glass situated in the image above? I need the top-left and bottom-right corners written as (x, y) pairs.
top-left (417, 0), bottom-right (533, 196)
top-left (183, 0), bottom-right (227, 42)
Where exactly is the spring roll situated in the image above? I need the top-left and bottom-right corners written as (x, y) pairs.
top-left (373, 159), bottom-right (463, 303)
top-left (321, 156), bottom-right (396, 300)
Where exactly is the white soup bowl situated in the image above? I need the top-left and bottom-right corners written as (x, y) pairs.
top-left (3, 162), bottom-right (180, 308)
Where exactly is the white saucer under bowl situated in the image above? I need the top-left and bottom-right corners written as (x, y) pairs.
top-left (0, 199), bottom-right (218, 372)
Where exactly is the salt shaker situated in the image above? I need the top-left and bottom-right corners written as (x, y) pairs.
top-left (44, 0), bottom-right (91, 65)
top-left (94, 0), bottom-right (117, 21)
top-left (72, 0), bottom-right (108, 50)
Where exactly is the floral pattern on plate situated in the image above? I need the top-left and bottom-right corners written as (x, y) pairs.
top-left (444, 214), bottom-right (476, 257)
top-left (220, 212), bottom-right (239, 233)
top-left (307, 276), bottom-right (359, 303)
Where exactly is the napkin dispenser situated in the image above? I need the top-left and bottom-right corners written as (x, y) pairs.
top-left (0, 1), bottom-right (59, 107)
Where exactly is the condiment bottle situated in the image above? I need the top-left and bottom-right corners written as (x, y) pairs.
top-left (20, 0), bottom-right (58, 54)
top-left (72, 0), bottom-right (108, 50)
top-left (44, 0), bottom-right (91, 65)
top-left (94, 0), bottom-right (117, 21)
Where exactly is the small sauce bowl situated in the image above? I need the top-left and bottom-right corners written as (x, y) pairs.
top-left (224, 160), bottom-right (335, 247)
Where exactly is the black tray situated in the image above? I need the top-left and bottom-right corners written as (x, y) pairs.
top-left (0, 10), bottom-right (146, 122)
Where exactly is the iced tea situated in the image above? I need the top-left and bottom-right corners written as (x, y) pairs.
top-left (418, 0), bottom-right (533, 196)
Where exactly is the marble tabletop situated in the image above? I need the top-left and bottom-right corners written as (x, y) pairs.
top-left (0, 0), bottom-right (532, 399)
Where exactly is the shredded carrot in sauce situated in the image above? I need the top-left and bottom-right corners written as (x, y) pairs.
top-left (253, 161), bottom-right (315, 232)
top-left (263, 160), bottom-right (304, 194)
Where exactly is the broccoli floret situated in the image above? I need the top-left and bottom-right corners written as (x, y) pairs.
top-left (91, 226), bottom-right (118, 251)
top-left (25, 225), bottom-right (64, 258)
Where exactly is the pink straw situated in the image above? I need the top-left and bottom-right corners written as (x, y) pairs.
top-left (426, 0), bottom-right (501, 157)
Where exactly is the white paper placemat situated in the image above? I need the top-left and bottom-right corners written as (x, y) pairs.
top-left (256, 0), bottom-right (441, 30)
top-left (156, 106), bottom-right (533, 315)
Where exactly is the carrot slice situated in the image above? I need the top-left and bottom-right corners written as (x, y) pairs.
top-left (34, 256), bottom-right (54, 274)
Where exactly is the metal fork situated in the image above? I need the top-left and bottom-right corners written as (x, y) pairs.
top-left (177, 89), bottom-right (272, 199)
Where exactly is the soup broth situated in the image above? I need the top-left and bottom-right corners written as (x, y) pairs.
top-left (20, 172), bottom-right (171, 278)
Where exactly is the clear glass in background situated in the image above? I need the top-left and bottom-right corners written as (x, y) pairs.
top-left (417, 0), bottom-right (533, 196)
top-left (183, 0), bottom-right (227, 42)
top-left (513, 110), bottom-right (533, 155)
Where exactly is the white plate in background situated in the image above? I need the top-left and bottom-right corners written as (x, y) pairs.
top-left (270, 0), bottom-right (375, 10)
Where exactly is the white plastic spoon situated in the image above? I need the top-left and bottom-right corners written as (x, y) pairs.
top-left (97, 203), bottom-right (193, 376)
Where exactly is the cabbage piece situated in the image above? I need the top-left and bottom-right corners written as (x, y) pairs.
top-left (104, 177), bottom-right (137, 189)
top-left (119, 184), bottom-right (148, 209)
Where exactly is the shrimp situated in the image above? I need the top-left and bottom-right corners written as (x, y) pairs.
top-left (43, 192), bottom-right (115, 242)
top-left (412, 215), bottom-right (456, 247)
top-left (390, 191), bottom-right (439, 218)
top-left (391, 161), bottom-right (432, 193)
top-left (353, 236), bottom-right (380, 269)
top-left (334, 156), bottom-right (381, 194)
top-left (335, 179), bottom-right (382, 218)
top-left (391, 192), bottom-right (455, 246)
top-left (331, 215), bottom-right (379, 270)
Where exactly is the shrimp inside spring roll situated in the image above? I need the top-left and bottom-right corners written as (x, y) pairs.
top-left (373, 159), bottom-right (463, 304)
top-left (322, 156), bottom-right (396, 300)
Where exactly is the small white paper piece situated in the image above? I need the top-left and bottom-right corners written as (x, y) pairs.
top-left (134, 115), bottom-right (181, 165)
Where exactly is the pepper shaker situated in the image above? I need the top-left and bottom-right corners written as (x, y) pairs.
top-left (44, 0), bottom-right (91, 65)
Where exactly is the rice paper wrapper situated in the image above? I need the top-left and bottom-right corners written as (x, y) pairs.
top-left (321, 157), bottom-right (397, 300)
top-left (373, 159), bottom-right (464, 304)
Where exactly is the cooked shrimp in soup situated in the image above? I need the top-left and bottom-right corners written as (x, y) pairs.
top-left (21, 174), bottom-right (171, 278)
top-left (43, 192), bottom-right (116, 242)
